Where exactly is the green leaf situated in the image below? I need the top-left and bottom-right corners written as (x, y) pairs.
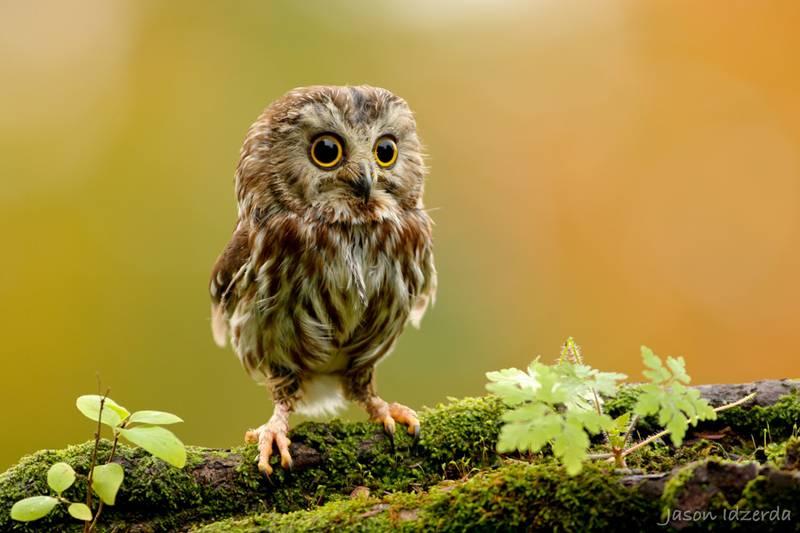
top-left (485, 382), bottom-right (533, 405)
top-left (608, 412), bottom-right (632, 448)
top-left (666, 356), bottom-right (691, 384)
top-left (633, 385), bottom-right (662, 416)
top-left (643, 367), bottom-right (670, 383)
top-left (634, 349), bottom-right (717, 447)
top-left (128, 410), bottom-right (183, 425)
top-left (67, 502), bottom-right (93, 521)
top-left (696, 399), bottom-right (717, 420)
top-left (47, 462), bottom-right (76, 495)
top-left (10, 496), bottom-right (59, 522)
top-left (501, 402), bottom-right (549, 423)
top-left (666, 412), bottom-right (690, 447)
top-left (486, 368), bottom-right (539, 405)
top-left (569, 410), bottom-right (613, 435)
top-left (498, 404), bottom-right (560, 453)
top-left (92, 463), bottom-right (124, 505)
top-left (486, 367), bottom-right (528, 384)
top-left (552, 421), bottom-right (590, 475)
top-left (526, 415), bottom-right (563, 451)
top-left (119, 426), bottom-right (186, 467)
top-left (641, 346), bottom-right (660, 370)
top-left (497, 423), bottom-right (535, 453)
top-left (590, 370), bottom-right (628, 396)
top-left (529, 362), bottom-right (570, 405)
top-left (76, 395), bottom-right (130, 427)
top-left (612, 411), bottom-right (631, 433)
top-left (487, 345), bottom-right (630, 475)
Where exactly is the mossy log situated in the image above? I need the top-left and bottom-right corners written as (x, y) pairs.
top-left (1, 380), bottom-right (798, 532)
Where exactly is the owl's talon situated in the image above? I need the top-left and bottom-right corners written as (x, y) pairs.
top-left (388, 402), bottom-right (420, 437)
top-left (370, 401), bottom-right (420, 453)
top-left (246, 420), bottom-right (292, 477)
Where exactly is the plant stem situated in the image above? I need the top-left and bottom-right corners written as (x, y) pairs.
top-left (587, 452), bottom-right (614, 460)
top-left (591, 388), bottom-right (611, 445)
top-left (618, 392), bottom-right (757, 459)
top-left (87, 431), bottom-right (120, 532)
top-left (566, 339), bottom-right (611, 445)
top-left (84, 392), bottom-right (109, 533)
top-left (623, 414), bottom-right (640, 448)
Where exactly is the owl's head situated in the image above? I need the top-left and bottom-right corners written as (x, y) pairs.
top-left (235, 85), bottom-right (426, 224)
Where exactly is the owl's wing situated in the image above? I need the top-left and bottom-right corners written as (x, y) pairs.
top-left (209, 224), bottom-right (250, 347)
top-left (408, 247), bottom-right (437, 329)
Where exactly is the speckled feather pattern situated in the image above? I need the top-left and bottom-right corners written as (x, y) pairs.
top-left (209, 86), bottom-right (436, 418)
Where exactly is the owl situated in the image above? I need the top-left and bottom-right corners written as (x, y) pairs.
top-left (209, 85), bottom-right (437, 475)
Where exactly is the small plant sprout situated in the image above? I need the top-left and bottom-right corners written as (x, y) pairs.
top-left (10, 391), bottom-right (185, 532)
top-left (486, 339), bottom-right (756, 474)
top-left (486, 338), bottom-right (626, 475)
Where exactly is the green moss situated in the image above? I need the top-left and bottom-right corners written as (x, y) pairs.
top-left (194, 496), bottom-right (384, 532)
top-left (738, 471), bottom-right (800, 514)
top-left (755, 435), bottom-right (800, 468)
top-left (716, 392), bottom-right (800, 441)
top-left (418, 462), bottom-right (658, 531)
top-left (196, 457), bottom-right (800, 533)
top-left (624, 439), bottom-right (719, 473)
top-left (0, 396), bottom-right (509, 532)
top-left (0, 440), bottom-right (262, 532)
top-left (659, 459), bottom-right (705, 518)
top-left (659, 458), bottom-right (800, 531)
top-left (780, 436), bottom-right (800, 469)
top-left (605, 385), bottom-right (643, 417)
top-left (417, 395), bottom-right (506, 467)
top-left (607, 388), bottom-right (800, 444)
top-left (195, 461), bottom-right (659, 533)
top-left (2, 392), bottom-right (797, 532)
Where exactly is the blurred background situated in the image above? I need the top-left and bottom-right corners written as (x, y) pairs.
top-left (1, 0), bottom-right (799, 469)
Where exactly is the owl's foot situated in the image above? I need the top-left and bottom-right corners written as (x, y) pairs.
top-left (365, 399), bottom-right (421, 449)
top-left (245, 414), bottom-right (292, 476)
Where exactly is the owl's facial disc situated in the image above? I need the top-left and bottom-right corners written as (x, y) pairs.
top-left (310, 154), bottom-right (398, 223)
top-left (236, 86), bottom-right (424, 224)
top-left (308, 133), bottom-right (373, 203)
top-left (306, 130), bottom-right (402, 220)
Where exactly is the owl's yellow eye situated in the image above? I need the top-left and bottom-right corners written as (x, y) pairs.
top-left (310, 134), bottom-right (343, 169)
top-left (374, 136), bottom-right (398, 168)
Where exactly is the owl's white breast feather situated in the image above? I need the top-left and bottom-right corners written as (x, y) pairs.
top-left (294, 373), bottom-right (347, 417)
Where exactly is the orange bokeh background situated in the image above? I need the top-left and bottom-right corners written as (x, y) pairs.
top-left (1, 1), bottom-right (798, 468)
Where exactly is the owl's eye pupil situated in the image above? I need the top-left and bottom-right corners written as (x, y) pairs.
top-left (310, 134), bottom-right (343, 168)
top-left (314, 139), bottom-right (338, 164)
top-left (374, 137), bottom-right (398, 168)
top-left (376, 142), bottom-right (394, 164)
top-left (314, 139), bottom-right (337, 163)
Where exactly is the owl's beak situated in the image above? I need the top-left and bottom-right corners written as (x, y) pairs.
top-left (350, 161), bottom-right (373, 203)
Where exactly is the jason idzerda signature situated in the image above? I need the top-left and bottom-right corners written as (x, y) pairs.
top-left (658, 507), bottom-right (792, 526)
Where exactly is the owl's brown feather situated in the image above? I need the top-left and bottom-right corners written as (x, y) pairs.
top-left (209, 224), bottom-right (250, 347)
top-left (210, 85), bottom-right (436, 474)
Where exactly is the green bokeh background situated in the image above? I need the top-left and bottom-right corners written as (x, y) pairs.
top-left (2, 1), bottom-right (799, 469)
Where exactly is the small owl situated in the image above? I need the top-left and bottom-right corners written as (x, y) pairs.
top-left (209, 85), bottom-right (437, 474)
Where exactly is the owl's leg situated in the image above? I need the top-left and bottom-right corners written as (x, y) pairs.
top-left (343, 367), bottom-right (420, 447)
top-left (244, 367), bottom-right (298, 475)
